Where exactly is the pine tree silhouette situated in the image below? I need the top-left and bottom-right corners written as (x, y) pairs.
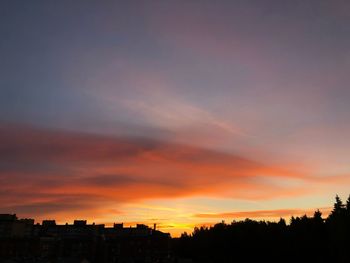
top-left (174, 195), bottom-right (350, 263)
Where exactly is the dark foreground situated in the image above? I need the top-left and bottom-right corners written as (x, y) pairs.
top-left (1, 195), bottom-right (350, 263)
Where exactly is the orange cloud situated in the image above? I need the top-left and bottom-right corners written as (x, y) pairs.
top-left (194, 207), bottom-right (332, 220)
top-left (0, 123), bottom-right (332, 221)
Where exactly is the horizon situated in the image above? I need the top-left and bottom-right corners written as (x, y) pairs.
top-left (1, 0), bottom-right (350, 238)
top-left (0, 202), bottom-right (335, 237)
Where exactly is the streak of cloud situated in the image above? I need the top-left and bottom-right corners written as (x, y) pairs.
top-left (0, 123), bottom-right (317, 218)
top-left (194, 207), bottom-right (332, 219)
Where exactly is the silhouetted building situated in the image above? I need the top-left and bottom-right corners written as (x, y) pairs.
top-left (0, 214), bottom-right (34, 238)
top-left (0, 214), bottom-right (171, 263)
top-left (74, 220), bottom-right (87, 227)
top-left (42, 220), bottom-right (56, 227)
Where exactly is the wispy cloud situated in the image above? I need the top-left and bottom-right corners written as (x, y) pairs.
top-left (194, 207), bottom-right (332, 219)
top-left (0, 122), bottom-right (346, 234)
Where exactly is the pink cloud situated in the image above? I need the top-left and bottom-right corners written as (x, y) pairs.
top-left (0, 123), bottom-right (339, 220)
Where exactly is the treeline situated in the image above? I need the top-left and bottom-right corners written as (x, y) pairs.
top-left (174, 195), bottom-right (350, 263)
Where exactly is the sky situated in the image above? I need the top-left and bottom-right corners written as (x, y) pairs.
top-left (1, 0), bottom-right (350, 236)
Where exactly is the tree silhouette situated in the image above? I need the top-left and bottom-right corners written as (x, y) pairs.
top-left (346, 195), bottom-right (350, 212)
top-left (333, 195), bottom-right (344, 214)
top-left (174, 195), bottom-right (350, 263)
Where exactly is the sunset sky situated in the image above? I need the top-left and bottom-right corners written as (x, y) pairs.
top-left (1, 0), bottom-right (350, 236)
